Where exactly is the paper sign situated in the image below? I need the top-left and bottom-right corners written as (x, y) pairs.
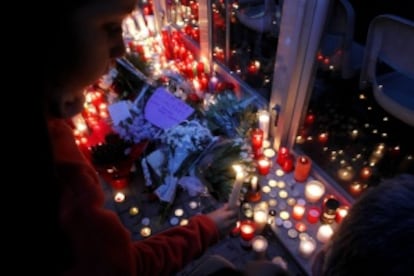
top-left (144, 87), bottom-right (194, 129)
top-left (107, 101), bottom-right (132, 126)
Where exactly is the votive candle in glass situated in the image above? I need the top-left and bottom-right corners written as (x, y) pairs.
top-left (240, 220), bottom-right (256, 248)
top-left (252, 235), bottom-right (268, 259)
top-left (307, 207), bottom-right (321, 224)
top-left (298, 235), bottom-right (317, 258)
top-left (254, 203), bottom-right (269, 233)
top-left (304, 180), bottom-right (326, 203)
top-left (292, 204), bottom-right (306, 220)
top-left (257, 157), bottom-right (271, 175)
top-left (294, 156), bottom-right (312, 182)
top-left (251, 128), bottom-right (264, 150)
top-left (281, 156), bottom-right (294, 173)
top-left (316, 224), bottom-right (334, 243)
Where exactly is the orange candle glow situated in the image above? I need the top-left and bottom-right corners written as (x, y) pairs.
top-left (294, 156), bottom-right (312, 182)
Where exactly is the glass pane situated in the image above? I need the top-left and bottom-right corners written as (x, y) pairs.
top-left (294, 0), bottom-right (414, 199)
top-left (211, 0), bottom-right (283, 100)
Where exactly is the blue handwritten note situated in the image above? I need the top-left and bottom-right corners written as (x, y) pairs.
top-left (144, 87), bottom-right (194, 129)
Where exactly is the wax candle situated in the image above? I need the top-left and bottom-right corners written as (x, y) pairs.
top-left (292, 204), bottom-right (306, 220)
top-left (231, 221), bottom-right (241, 237)
top-left (258, 110), bottom-right (270, 140)
top-left (281, 156), bottom-right (294, 173)
top-left (140, 226), bottom-right (152, 238)
top-left (254, 203), bottom-right (269, 233)
top-left (247, 175), bottom-right (261, 202)
top-left (228, 165), bottom-right (244, 208)
top-left (307, 207), bottom-right (321, 224)
top-left (316, 224), bottom-right (334, 243)
top-left (276, 147), bottom-right (289, 166)
top-left (257, 157), bottom-right (271, 175)
top-left (299, 235), bottom-right (317, 258)
top-left (252, 235), bottom-right (268, 260)
top-left (359, 166), bottom-right (373, 181)
top-left (335, 205), bottom-right (349, 223)
top-left (129, 206), bottom-right (139, 216)
top-left (240, 220), bottom-right (255, 247)
top-left (251, 128), bottom-right (264, 150)
top-left (304, 180), bottom-right (326, 203)
top-left (114, 192), bottom-right (125, 203)
top-left (294, 156), bottom-right (312, 182)
top-left (337, 166), bottom-right (355, 182)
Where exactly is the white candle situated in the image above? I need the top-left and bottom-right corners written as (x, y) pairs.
top-left (299, 236), bottom-right (317, 258)
top-left (228, 165), bottom-right (244, 208)
top-left (258, 110), bottom-right (270, 140)
top-left (316, 224), bottom-right (334, 243)
top-left (251, 175), bottom-right (258, 191)
top-left (252, 235), bottom-right (268, 259)
top-left (304, 180), bottom-right (326, 203)
top-left (254, 203), bottom-right (269, 233)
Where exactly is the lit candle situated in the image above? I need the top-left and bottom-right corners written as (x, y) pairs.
top-left (174, 208), bottom-right (184, 217)
top-left (240, 220), bottom-right (256, 248)
top-left (228, 165), bottom-right (244, 208)
top-left (298, 235), bottom-right (317, 258)
top-left (294, 156), bottom-right (312, 182)
top-left (231, 221), bottom-right (241, 236)
top-left (295, 222), bottom-right (307, 232)
top-left (114, 192), bottom-right (125, 203)
top-left (306, 207), bottom-right (321, 224)
top-left (129, 206), bottom-right (139, 216)
top-left (292, 204), bottom-right (306, 220)
top-left (250, 175), bottom-right (258, 191)
top-left (140, 226), bottom-right (152, 238)
top-left (304, 180), bottom-right (326, 203)
top-left (258, 110), bottom-right (270, 140)
top-left (316, 224), bottom-right (334, 243)
top-left (359, 166), bottom-right (372, 181)
top-left (254, 203), bottom-right (269, 233)
top-left (281, 156), bottom-right (294, 173)
top-left (335, 205), bottom-right (349, 223)
top-left (337, 166), bottom-right (355, 182)
top-left (257, 157), bottom-right (271, 175)
top-left (276, 147), bottom-right (289, 166)
top-left (251, 128), bottom-right (264, 150)
top-left (263, 148), bottom-right (276, 158)
top-left (252, 235), bottom-right (268, 259)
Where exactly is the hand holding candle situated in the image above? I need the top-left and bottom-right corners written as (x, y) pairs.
top-left (228, 165), bottom-right (244, 208)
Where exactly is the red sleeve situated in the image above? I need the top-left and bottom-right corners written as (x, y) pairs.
top-left (50, 119), bottom-right (220, 276)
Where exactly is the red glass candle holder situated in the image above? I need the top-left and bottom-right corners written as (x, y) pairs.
top-left (307, 207), bottom-right (321, 224)
top-left (251, 128), bottom-right (264, 150)
top-left (281, 155), bottom-right (294, 173)
top-left (294, 156), bottom-right (312, 182)
top-left (240, 220), bottom-right (256, 241)
top-left (335, 205), bottom-right (349, 224)
top-left (276, 146), bottom-right (289, 166)
top-left (292, 204), bottom-right (306, 220)
top-left (257, 157), bottom-right (271, 175)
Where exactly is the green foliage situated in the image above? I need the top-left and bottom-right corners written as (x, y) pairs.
top-left (196, 138), bottom-right (253, 202)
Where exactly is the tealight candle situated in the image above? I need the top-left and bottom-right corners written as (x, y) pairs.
top-left (295, 222), bottom-right (307, 232)
top-left (252, 235), bottom-right (268, 259)
top-left (275, 169), bottom-right (285, 177)
top-left (337, 166), bottom-right (355, 182)
top-left (189, 201), bottom-right (198, 209)
top-left (359, 166), bottom-right (373, 180)
top-left (294, 156), bottom-right (312, 182)
top-left (307, 207), bottom-right (321, 224)
top-left (316, 224), bottom-right (334, 243)
top-left (279, 211), bottom-right (290, 220)
top-left (174, 208), bottom-right (184, 217)
top-left (114, 192), bottom-right (125, 203)
top-left (264, 148), bottom-right (276, 158)
top-left (140, 226), bottom-right (152, 238)
top-left (254, 205), bottom-right (269, 233)
top-left (257, 157), bottom-right (271, 175)
top-left (299, 235), bottom-right (317, 258)
top-left (180, 219), bottom-right (189, 226)
top-left (292, 204), bottom-right (306, 220)
top-left (129, 206), bottom-right (139, 216)
top-left (304, 180), bottom-right (326, 203)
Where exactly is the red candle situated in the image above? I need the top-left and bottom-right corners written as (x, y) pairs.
top-left (335, 205), bottom-right (349, 223)
top-left (359, 166), bottom-right (372, 180)
top-left (295, 222), bottom-right (307, 232)
top-left (240, 220), bottom-right (255, 241)
top-left (294, 156), bottom-right (312, 182)
top-left (251, 128), bottom-right (264, 150)
top-left (318, 132), bottom-right (329, 143)
top-left (276, 147), bottom-right (289, 166)
top-left (281, 156), bottom-right (294, 173)
top-left (257, 157), bottom-right (271, 175)
top-left (231, 221), bottom-right (241, 236)
top-left (292, 204), bottom-right (306, 220)
top-left (307, 207), bottom-right (321, 224)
